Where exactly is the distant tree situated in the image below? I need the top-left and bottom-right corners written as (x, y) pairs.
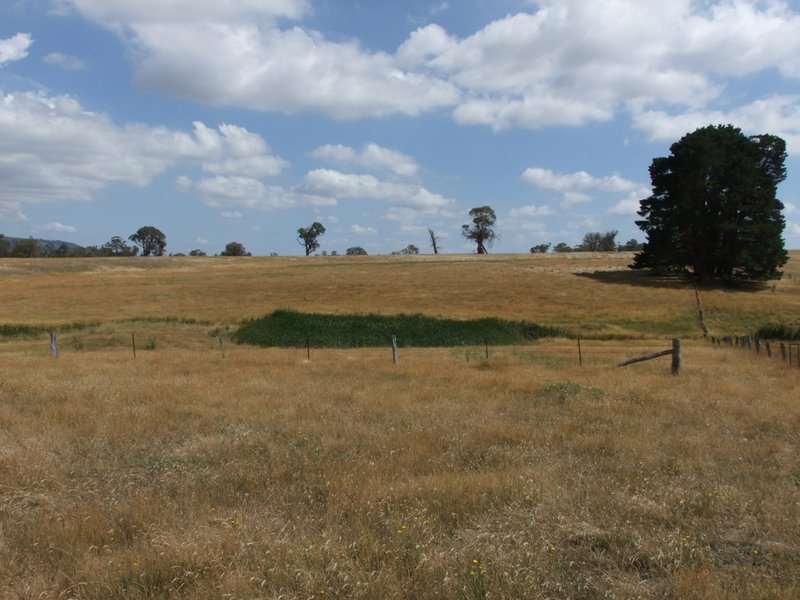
top-left (129, 226), bottom-right (166, 256)
top-left (0, 234), bottom-right (9, 257)
top-left (297, 222), bottom-right (326, 256)
top-left (220, 241), bottom-right (250, 256)
top-left (619, 238), bottom-right (643, 252)
top-left (428, 228), bottom-right (440, 254)
top-left (462, 205), bottom-right (497, 254)
top-left (553, 242), bottom-right (573, 253)
top-left (270, 252), bottom-right (279, 257)
top-left (530, 243), bottom-right (551, 253)
top-left (393, 244), bottom-right (420, 255)
top-left (189, 249), bottom-right (207, 256)
top-left (101, 236), bottom-right (139, 257)
top-left (330, 250), bottom-right (339, 256)
top-left (10, 238), bottom-right (38, 258)
top-left (346, 246), bottom-right (368, 256)
top-left (41, 242), bottom-right (70, 257)
top-left (633, 125), bottom-right (788, 282)
top-left (578, 230), bottom-right (618, 252)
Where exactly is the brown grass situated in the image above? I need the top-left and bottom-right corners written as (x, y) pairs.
top-left (0, 254), bottom-right (799, 598)
top-left (2, 251), bottom-right (800, 338)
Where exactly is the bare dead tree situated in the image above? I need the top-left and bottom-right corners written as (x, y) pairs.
top-left (428, 228), bottom-right (440, 254)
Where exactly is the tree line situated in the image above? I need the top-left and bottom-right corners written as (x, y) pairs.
top-left (0, 124), bottom-right (789, 283)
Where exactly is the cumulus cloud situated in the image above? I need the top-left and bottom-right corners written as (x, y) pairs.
top-left (43, 52), bottom-right (85, 70)
top-left (0, 88), bottom-right (287, 214)
top-left (0, 33), bottom-right (32, 65)
top-left (522, 167), bottom-right (641, 194)
top-left (36, 221), bottom-right (77, 233)
top-left (310, 143), bottom-right (419, 177)
top-left (301, 169), bottom-right (454, 215)
top-left (50, 0), bottom-right (800, 135)
top-left (632, 96), bottom-right (800, 154)
top-left (195, 176), bottom-right (335, 211)
top-left (521, 167), bottom-right (649, 210)
top-left (509, 204), bottom-right (554, 219)
top-left (351, 224), bottom-right (378, 235)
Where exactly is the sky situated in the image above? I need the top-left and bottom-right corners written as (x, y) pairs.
top-left (2, 0), bottom-right (800, 256)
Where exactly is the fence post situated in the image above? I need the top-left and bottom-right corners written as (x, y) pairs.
top-left (218, 335), bottom-right (226, 359)
top-left (50, 331), bottom-right (59, 358)
top-left (391, 335), bottom-right (399, 365)
top-left (755, 338), bottom-right (761, 354)
top-left (765, 341), bottom-right (772, 358)
top-left (671, 339), bottom-right (681, 376)
top-left (306, 336), bottom-right (311, 361)
top-left (578, 336), bottom-right (583, 367)
top-left (131, 332), bottom-right (136, 358)
top-left (780, 343), bottom-right (788, 363)
top-left (484, 338), bottom-right (489, 361)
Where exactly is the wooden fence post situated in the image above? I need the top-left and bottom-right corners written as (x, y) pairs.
top-left (484, 338), bottom-right (489, 361)
top-left (578, 336), bottom-right (583, 367)
top-left (306, 336), bottom-right (311, 361)
top-left (50, 331), bottom-right (59, 358)
top-left (671, 338), bottom-right (681, 376)
top-left (755, 338), bottom-right (761, 354)
top-left (780, 343), bottom-right (788, 363)
top-left (765, 341), bottom-right (772, 358)
top-left (218, 335), bottom-right (226, 359)
top-left (391, 336), bottom-right (399, 365)
top-left (131, 332), bottom-right (136, 358)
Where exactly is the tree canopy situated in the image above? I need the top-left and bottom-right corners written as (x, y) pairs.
top-left (297, 222), bottom-right (326, 256)
top-left (462, 205), bottom-right (497, 254)
top-left (129, 226), bottom-right (167, 257)
top-left (633, 125), bottom-right (788, 282)
top-left (220, 241), bottom-right (250, 256)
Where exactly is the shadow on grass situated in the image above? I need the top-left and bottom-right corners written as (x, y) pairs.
top-left (576, 269), bottom-right (770, 291)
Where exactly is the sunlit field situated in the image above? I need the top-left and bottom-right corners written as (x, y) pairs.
top-left (1, 253), bottom-right (799, 598)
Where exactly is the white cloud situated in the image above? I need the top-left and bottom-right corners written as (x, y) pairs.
top-left (54, 0), bottom-right (311, 25)
top-left (0, 33), bottom-right (32, 65)
top-left (351, 224), bottom-right (378, 235)
top-left (36, 221), bottom-right (77, 233)
top-left (174, 175), bottom-right (193, 191)
top-left (509, 204), bottom-right (554, 218)
top-left (51, 1), bottom-right (800, 133)
top-left (43, 52), bottom-right (85, 70)
top-left (521, 167), bottom-right (641, 193)
top-left (521, 166), bottom-right (649, 210)
top-left (196, 175), bottom-right (335, 211)
top-left (302, 169), bottom-right (454, 215)
top-left (311, 143), bottom-right (419, 177)
top-left (221, 210), bottom-right (242, 219)
top-left (609, 195), bottom-right (643, 216)
top-left (131, 24), bottom-right (459, 119)
top-left (0, 89), bottom-right (287, 214)
top-left (632, 96), bottom-right (800, 154)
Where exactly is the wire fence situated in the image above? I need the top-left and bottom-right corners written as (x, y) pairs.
top-left (0, 327), bottom-right (694, 372)
top-left (710, 334), bottom-right (800, 369)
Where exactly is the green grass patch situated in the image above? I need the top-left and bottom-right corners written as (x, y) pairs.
top-left (0, 321), bottom-right (100, 338)
top-left (755, 322), bottom-right (800, 340)
top-left (234, 309), bottom-right (565, 348)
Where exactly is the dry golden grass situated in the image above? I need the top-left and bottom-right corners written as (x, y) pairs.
top-left (1, 254), bottom-right (799, 598)
top-left (1, 251), bottom-right (800, 339)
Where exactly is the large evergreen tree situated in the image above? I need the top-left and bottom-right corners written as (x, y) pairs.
top-left (633, 125), bottom-right (787, 282)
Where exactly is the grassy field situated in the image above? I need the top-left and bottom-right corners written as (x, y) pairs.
top-left (1, 253), bottom-right (799, 598)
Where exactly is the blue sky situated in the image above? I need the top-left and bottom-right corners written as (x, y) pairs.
top-left (2, 0), bottom-right (800, 256)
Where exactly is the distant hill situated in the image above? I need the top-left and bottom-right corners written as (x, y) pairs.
top-left (0, 235), bottom-right (85, 256)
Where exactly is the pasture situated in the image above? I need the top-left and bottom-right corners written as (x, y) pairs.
top-left (0, 253), bottom-right (799, 598)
